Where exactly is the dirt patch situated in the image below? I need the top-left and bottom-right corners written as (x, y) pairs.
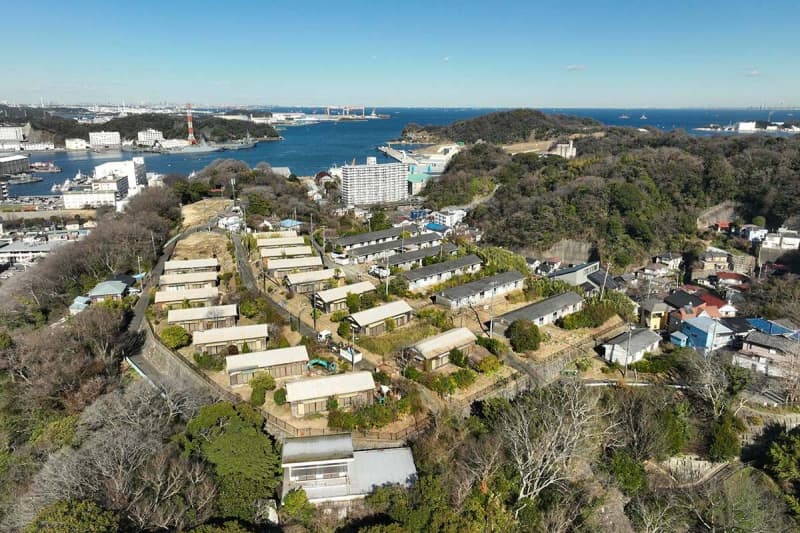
top-left (172, 231), bottom-right (235, 275)
top-left (181, 198), bottom-right (233, 229)
top-left (501, 140), bottom-right (553, 155)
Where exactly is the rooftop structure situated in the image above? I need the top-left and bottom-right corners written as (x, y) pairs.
top-left (434, 271), bottom-right (525, 309)
top-left (492, 292), bottom-right (584, 334)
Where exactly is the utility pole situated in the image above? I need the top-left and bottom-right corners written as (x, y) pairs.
top-left (150, 231), bottom-right (157, 259)
top-left (600, 262), bottom-right (612, 300)
top-left (623, 322), bottom-right (632, 378)
top-left (488, 281), bottom-right (498, 338)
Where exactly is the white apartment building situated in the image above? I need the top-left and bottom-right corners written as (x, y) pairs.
top-left (94, 158), bottom-right (145, 192)
top-left (0, 127), bottom-right (24, 141)
top-left (341, 157), bottom-right (408, 205)
top-left (137, 129), bottom-right (164, 146)
top-left (433, 209), bottom-right (467, 227)
top-left (554, 140), bottom-right (577, 159)
top-left (65, 138), bottom-right (90, 150)
top-left (89, 131), bottom-right (121, 149)
top-left (92, 173), bottom-right (129, 199)
top-left (63, 190), bottom-right (117, 209)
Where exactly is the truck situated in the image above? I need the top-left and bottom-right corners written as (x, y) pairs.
top-left (316, 330), bottom-right (332, 343)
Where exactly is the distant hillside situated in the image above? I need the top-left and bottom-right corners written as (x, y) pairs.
top-left (401, 108), bottom-right (603, 144)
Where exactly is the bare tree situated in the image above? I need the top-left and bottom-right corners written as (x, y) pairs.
top-left (685, 351), bottom-right (730, 418)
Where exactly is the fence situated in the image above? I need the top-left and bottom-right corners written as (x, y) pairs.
top-left (263, 410), bottom-right (431, 442)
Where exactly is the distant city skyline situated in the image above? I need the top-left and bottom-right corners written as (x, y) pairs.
top-left (3, 0), bottom-right (799, 108)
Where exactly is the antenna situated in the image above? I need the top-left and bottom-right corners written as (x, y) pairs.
top-left (186, 103), bottom-right (196, 144)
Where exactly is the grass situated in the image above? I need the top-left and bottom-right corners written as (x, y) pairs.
top-left (357, 323), bottom-right (439, 356)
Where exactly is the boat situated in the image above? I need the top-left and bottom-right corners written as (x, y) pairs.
top-left (6, 174), bottom-right (43, 185)
top-left (166, 142), bottom-right (223, 154)
top-left (51, 183), bottom-right (62, 193)
top-left (618, 114), bottom-right (630, 119)
top-left (640, 113), bottom-right (648, 120)
top-left (30, 161), bottom-right (62, 173)
top-left (219, 133), bottom-right (257, 151)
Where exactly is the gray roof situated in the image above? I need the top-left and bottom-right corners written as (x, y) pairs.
top-left (588, 270), bottom-right (619, 290)
top-left (437, 271), bottom-right (525, 301)
top-left (387, 244), bottom-right (457, 266)
top-left (402, 255), bottom-right (482, 282)
top-left (349, 448), bottom-right (417, 494)
top-left (282, 434), bottom-right (354, 465)
top-left (547, 261), bottom-right (599, 278)
top-left (347, 232), bottom-right (440, 258)
top-left (640, 298), bottom-right (670, 313)
top-left (745, 331), bottom-right (800, 356)
top-left (334, 227), bottom-right (406, 247)
top-left (604, 329), bottom-right (662, 354)
top-left (496, 291), bottom-right (583, 325)
top-left (87, 280), bottom-right (128, 297)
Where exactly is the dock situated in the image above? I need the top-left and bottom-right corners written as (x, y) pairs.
top-left (377, 145), bottom-right (419, 165)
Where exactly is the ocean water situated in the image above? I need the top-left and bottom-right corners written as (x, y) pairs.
top-left (10, 107), bottom-right (798, 197)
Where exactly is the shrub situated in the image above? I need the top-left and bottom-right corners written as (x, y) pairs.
top-left (241, 341), bottom-right (251, 354)
top-left (373, 371), bottom-right (391, 385)
top-left (385, 317), bottom-right (396, 332)
top-left (337, 321), bottom-right (352, 339)
top-left (506, 319), bottom-right (541, 352)
top-left (160, 325), bottom-right (192, 350)
top-left (194, 352), bottom-right (224, 371)
top-left (606, 450), bottom-right (646, 495)
top-left (251, 372), bottom-right (276, 391)
top-left (574, 357), bottom-right (593, 372)
top-left (477, 336), bottom-right (507, 356)
top-left (477, 355), bottom-right (502, 374)
top-left (331, 310), bottom-right (348, 322)
top-left (273, 388), bottom-right (287, 405)
top-left (227, 345), bottom-right (239, 356)
top-left (449, 348), bottom-right (468, 368)
top-left (346, 293), bottom-right (361, 313)
top-left (404, 366), bottom-right (423, 381)
top-left (326, 396), bottom-right (339, 412)
top-left (709, 412), bottom-right (741, 461)
top-left (282, 489), bottom-right (315, 526)
top-left (452, 368), bottom-right (477, 389)
top-left (250, 387), bottom-right (266, 407)
top-left (328, 409), bottom-right (356, 430)
top-left (418, 307), bottom-right (452, 329)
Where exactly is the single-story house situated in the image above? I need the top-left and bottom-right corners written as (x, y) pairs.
top-left (313, 281), bottom-right (376, 313)
top-left (257, 236), bottom-right (306, 249)
top-left (159, 271), bottom-right (219, 291)
top-left (167, 304), bottom-right (238, 332)
top-left (285, 269), bottom-right (337, 294)
top-left (285, 371), bottom-right (376, 417)
top-left (193, 323), bottom-right (269, 355)
top-left (163, 258), bottom-right (219, 274)
top-left (281, 433), bottom-right (417, 504)
top-left (254, 230), bottom-right (297, 239)
top-left (402, 254), bottom-right (482, 292)
top-left (266, 256), bottom-right (323, 278)
top-left (602, 328), bottom-right (662, 365)
top-left (654, 252), bottom-right (683, 270)
top-left (87, 280), bottom-right (128, 303)
top-left (154, 286), bottom-right (219, 311)
top-left (733, 331), bottom-right (800, 377)
top-left (346, 232), bottom-right (441, 263)
top-left (226, 345), bottom-right (309, 385)
top-left (433, 271), bottom-right (525, 309)
top-left (69, 296), bottom-right (91, 315)
top-left (491, 291), bottom-right (583, 336)
top-left (346, 300), bottom-right (413, 336)
top-left (333, 227), bottom-right (409, 252)
top-left (546, 261), bottom-right (600, 286)
top-left (410, 327), bottom-right (477, 371)
top-left (260, 246), bottom-right (314, 262)
top-left (387, 244), bottom-right (458, 270)
top-left (639, 298), bottom-right (670, 331)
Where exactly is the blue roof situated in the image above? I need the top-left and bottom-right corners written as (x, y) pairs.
top-left (747, 318), bottom-right (793, 336)
top-left (280, 219), bottom-right (303, 228)
top-left (685, 316), bottom-right (732, 335)
top-left (425, 222), bottom-right (449, 232)
top-left (87, 280), bottom-right (127, 297)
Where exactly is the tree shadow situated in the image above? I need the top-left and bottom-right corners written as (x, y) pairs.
top-left (740, 421), bottom-right (787, 468)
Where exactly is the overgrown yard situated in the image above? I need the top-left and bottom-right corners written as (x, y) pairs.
top-left (181, 198), bottom-right (232, 228)
top-left (171, 231), bottom-right (235, 275)
top-left (357, 323), bottom-right (439, 356)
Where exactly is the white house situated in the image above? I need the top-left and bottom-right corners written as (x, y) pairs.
top-left (602, 329), bottom-right (662, 365)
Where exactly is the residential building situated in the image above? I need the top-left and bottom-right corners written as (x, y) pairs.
top-left (639, 298), bottom-right (670, 331)
top-left (402, 254), bottom-right (482, 293)
top-left (407, 172), bottom-right (431, 195)
top-left (226, 345), bottom-right (309, 385)
top-left (547, 261), bottom-right (600, 286)
top-left (0, 127), bottom-right (24, 141)
top-left (313, 281), bottom-right (376, 313)
top-left (341, 157), bottom-right (408, 205)
top-left (285, 372), bottom-right (375, 417)
top-left (762, 228), bottom-right (800, 250)
top-left (163, 258), bottom-right (219, 274)
top-left (86, 280), bottom-right (128, 303)
top-left (94, 158), bottom-right (146, 192)
top-left (0, 239), bottom-right (68, 264)
top-left (433, 271), bottom-right (525, 309)
top-left (333, 227), bottom-right (410, 252)
top-left (193, 324), bottom-right (269, 355)
top-left (346, 300), bottom-right (413, 336)
top-left (254, 230), bottom-right (298, 239)
top-left (410, 327), bottom-right (477, 371)
top-left (137, 129), bottom-right (164, 146)
top-left (285, 269), bottom-right (337, 294)
top-left (740, 224), bottom-right (768, 242)
top-left (733, 331), bottom-right (800, 377)
top-left (670, 317), bottom-right (733, 354)
top-left (62, 190), bottom-right (117, 209)
top-left (257, 236), bottom-right (306, 248)
top-left (89, 131), bottom-right (121, 149)
top-left (153, 286), bottom-right (219, 311)
top-left (432, 209), bottom-right (467, 228)
top-left (602, 329), bottom-right (662, 365)
top-left (266, 256), bottom-right (323, 278)
top-left (281, 433), bottom-right (417, 504)
top-left (654, 252), bottom-right (683, 270)
top-left (387, 244), bottom-right (458, 270)
top-left (159, 271), bottom-right (218, 291)
top-left (491, 292), bottom-right (583, 336)
top-left (167, 304), bottom-right (238, 332)
top-left (260, 246), bottom-right (314, 261)
top-left (91, 173), bottom-right (129, 199)
top-left (0, 154), bottom-right (29, 175)
top-left (664, 290), bottom-right (705, 310)
top-left (69, 296), bottom-right (91, 315)
top-left (699, 248), bottom-right (730, 271)
top-left (65, 138), bottom-right (90, 150)
top-left (346, 232), bottom-right (441, 263)
top-left (586, 270), bottom-right (621, 293)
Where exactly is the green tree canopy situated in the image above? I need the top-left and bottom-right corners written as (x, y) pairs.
top-left (161, 325), bottom-right (192, 350)
top-left (26, 500), bottom-right (120, 533)
top-left (505, 319), bottom-right (542, 352)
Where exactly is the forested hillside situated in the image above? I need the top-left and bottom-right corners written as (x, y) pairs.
top-left (402, 108), bottom-right (602, 144)
top-left (423, 125), bottom-right (800, 267)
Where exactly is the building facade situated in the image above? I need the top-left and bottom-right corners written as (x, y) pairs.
top-left (285, 372), bottom-right (375, 417)
top-left (193, 324), bottom-right (270, 355)
top-left (94, 158), bottom-right (146, 192)
top-left (226, 346), bottom-right (309, 385)
top-left (89, 131), bottom-right (121, 149)
top-left (341, 157), bottom-right (408, 205)
top-left (137, 129), bottom-right (165, 146)
top-left (167, 304), bottom-right (238, 332)
top-left (62, 190), bottom-right (117, 209)
top-left (346, 300), bottom-right (413, 336)
top-left (0, 155), bottom-right (30, 175)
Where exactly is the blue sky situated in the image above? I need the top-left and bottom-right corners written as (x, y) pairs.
top-left (3, 0), bottom-right (799, 107)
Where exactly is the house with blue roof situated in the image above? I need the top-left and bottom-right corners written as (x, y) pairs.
top-left (69, 296), bottom-right (91, 316)
top-left (86, 280), bottom-right (128, 303)
top-left (670, 316), bottom-right (733, 354)
top-left (746, 318), bottom-right (796, 336)
top-left (280, 219), bottom-right (304, 230)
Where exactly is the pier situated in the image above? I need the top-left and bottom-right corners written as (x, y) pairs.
top-left (377, 145), bottom-right (419, 165)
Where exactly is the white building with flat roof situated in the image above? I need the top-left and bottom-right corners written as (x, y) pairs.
top-left (137, 129), bottom-right (164, 146)
top-left (65, 138), bottom-right (89, 151)
top-left (62, 190), bottom-right (117, 209)
top-left (0, 127), bottom-right (24, 141)
top-left (89, 131), bottom-right (121, 149)
top-left (341, 157), bottom-right (408, 206)
top-left (94, 158), bottom-right (146, 192)
top-left (0, 154), bottom-right (30, 175)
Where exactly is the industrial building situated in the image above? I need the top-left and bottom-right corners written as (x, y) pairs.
top-left (341, 157), bottom-right (408, 205)
top-left (0, 155), bottom-right (30, 176)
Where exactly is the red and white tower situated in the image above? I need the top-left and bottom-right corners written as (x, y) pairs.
top-left (186, 102), bottom-right (197, 144)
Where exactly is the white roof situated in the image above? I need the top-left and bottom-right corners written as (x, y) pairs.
top-left (167, 304), bottom-right (237, 323)
top-left (282, 434), bottom-right (354, 466)
top-left (412, 327), bottom-right (477, 359)
top-left (286, 372), bottom-right (375, 403)
top-left (159, 271), bottom-right (219, 285)
top-left (193, 323), bottom-right (269, 345)
top-left (285, 269), bottom-right (337, 286)
top-left (257, 236), bottom-right (305, 248)
top-left (267, 256), bottom-right (323, 270)
top-left (154, 286), bottom-right (218, 303)
top-left (254, 230), bottom-right (297, 239)
top-left (348, 300), bottom-right (413, 327)
top-left (259, 246), bottom-right (314, 258)
top-left (316, 281), bottom-right (376, 304)
top-left (163, 258), bottom-right (219, 271)
top-left (350, 448), bottom-right (417, 494)
top-left (0, 155), bottom-right (28, 163)
top-left (226, 346), bottom-right (309, 374)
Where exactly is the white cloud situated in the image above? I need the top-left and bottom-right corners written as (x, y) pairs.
top-left (565, 64), bottom-right (586, 72)
top-left (745, 67), bottom-right (760, 77)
